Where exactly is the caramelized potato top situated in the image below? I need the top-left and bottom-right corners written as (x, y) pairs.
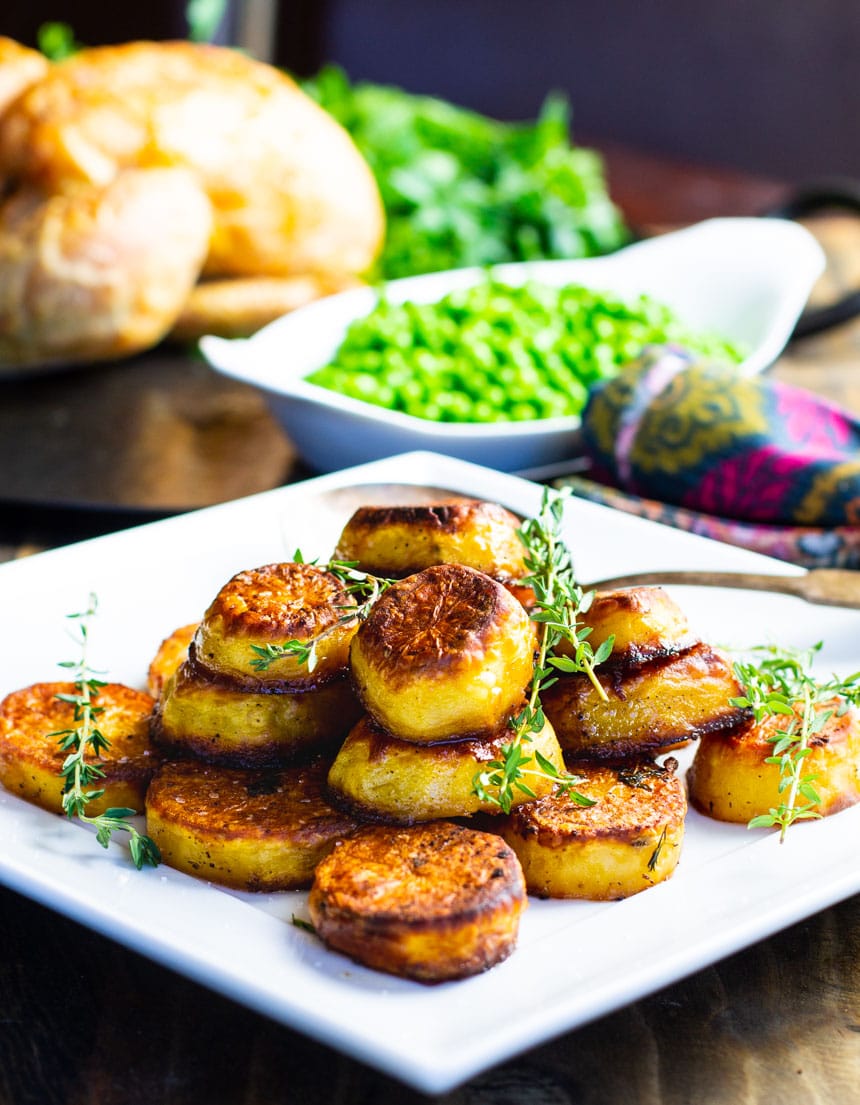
top-left (146, 758), bottom-right (359, 842)
top-left (580, 586), bottom-right (698, 666)
top-left (333, 499), bottom-right (527, 583)
top-left (0, 681), bottom-right (156, 779)
top-left (724, 698), bottom-right (856, 752)
top-left (195, 561), bottom-right (359, 684)
top-left (313, 821), bottom-right (525, 923)
top-left (354, 563), bottom-right (531, 686)
top-left (508, 759), bottom-right (686, 845)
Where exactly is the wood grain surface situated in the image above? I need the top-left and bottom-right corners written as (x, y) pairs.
top-left (0, 884), bottom-right (857, 1105)
top-left (1, 150), bottom-right (859, 1105)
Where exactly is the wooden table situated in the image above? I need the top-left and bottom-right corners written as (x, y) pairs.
top-left (1, 150), bottom-right (859, 1105)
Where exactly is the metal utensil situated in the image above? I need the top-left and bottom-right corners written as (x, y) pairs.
top-left (583, 568), bottom-right (860, 609)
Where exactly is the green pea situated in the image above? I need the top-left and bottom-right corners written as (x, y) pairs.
top-left (306, 278), bottom-right (742, 424)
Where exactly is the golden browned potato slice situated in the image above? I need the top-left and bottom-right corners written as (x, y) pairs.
top-left (543, 644), bottom-right (750, 760)
top-left (0, 169), bottom-right (212, 369)
top-left (0, 41), bottom-right (384, 281)
top-left (327, 714), bottom-right (565, 823)
top-left (308, 821), bottom-right (526, 983)
top-left (333, 500), bottom-right (527, 586)
top-left (146, 758), bottom-right (360, 891)
top-left (350, 564), bottom-right (536, 742)
top-left (0, 681), bottom-right (157, 815)
top-left (148, 622), bottom-right (198, 698)
top-left (688, 702), bottom-right (860, 824)
top-left (194, 561), bottom-right (358, 687)
top-left (152, 663), bottom-right (361, 767)
top-left (560, 586), bottom-right (698, 667)
top-left (499, 759), bottom-right (686, 899)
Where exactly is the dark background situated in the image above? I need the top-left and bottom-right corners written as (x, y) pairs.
top-left (2, 0), bottom-right (859, 182)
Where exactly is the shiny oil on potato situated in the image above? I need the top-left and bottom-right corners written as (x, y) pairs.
top-left (146, 758), bottom-right (361, 891)
top-left (543, 643), bottom-right (751, 760)
top-left (327, 713), bottom-right (565, 823)
top-left (350, 563), bottom-right (536, 742)
top-left (499, 759), bottom-right (686, 899)
top-left (308, 821), bottom-right (526, 983)
top-left (0, 681), bottom-right (158, 814)
top-left (688, 701), bottom-right (860, 823)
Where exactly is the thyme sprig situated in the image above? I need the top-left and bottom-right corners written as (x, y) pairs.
top-left (473, 488), bottom-right (613, 813)
top-left (731, 642), bottom-right (860, 842)
top-left (647, 826), bottom-right (668, 873)
top-left (249, 553), bottom-right (395, 673)
top-left (519, 489), bottom-right (613, 699)
top-left (52, 596), bottom-right (160, 870)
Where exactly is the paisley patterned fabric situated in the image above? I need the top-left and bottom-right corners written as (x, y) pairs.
top-left (573, 346), bottom-right (860, 568)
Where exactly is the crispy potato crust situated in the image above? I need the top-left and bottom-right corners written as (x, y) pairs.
top-left (565, 586), bottom-right (699, 668)
top-left (308, 821), bottom-right (526, 982)
top-left (148, 622), bottom-right (198, 698)
top-left (327, 714), bottom-right (565, 823)
top-left (333, 500), bottom-right (527, 584)
top-left (500, 759), bottom-right (686, 899)
top-left (0, 681), bottom-right (157, 814)
top-left (194, 561), bottom-right (358, 687)
top-left (146, 758), bottom-right (360, 890)
top-left (543, 644), bottom-right (750, 760)
top-left (350, 564), bottom-right (535, 742)
top-left (151, 662), bottom-right (361, 767)
top-left (688, 702), bottom-right (860, 823)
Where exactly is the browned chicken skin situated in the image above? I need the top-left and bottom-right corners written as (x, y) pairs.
top-left (0, 40), bottom-right (384, 366)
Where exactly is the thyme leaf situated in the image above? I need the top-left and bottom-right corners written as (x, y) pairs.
top-left (732, 642), bottom-right (860, 842)
top-left (471, 487), bottom-right (611, 813)
top-left (249, 557), bottom-right (396, 672)
top-left (647, 826), bottom-right (668, 872)
top-left (52, 595), bottom-right (160, 870)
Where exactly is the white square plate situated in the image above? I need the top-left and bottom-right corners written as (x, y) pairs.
top-left (1, 451), bottom-right (858, 1094)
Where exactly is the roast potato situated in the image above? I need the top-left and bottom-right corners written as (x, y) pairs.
top-left (327, 713), bottom-right (565, 823)
top-left (350, 564), bottom-right (536, 743)
top-left (147, 622), bottom-right (197, 698)
top-left (308, 821), bottom-right (526, 983)
top-left (0, 681), bottom-right (157, 814)
top-left (193, 561), bottom-right (359, 688)
top-left (333, 500), bottom-right (528, 587)
top-left (688, 701), bottom-right (860, 823)
top-left (543, 644), bottom-right (750, 760)
top-left (152, 663), bottom-right (361, 767)
top-left (566, 586), bottom-right (698, 668)
top-left (499, 758), bottom-right (686, 899)
top-left (146, 757), bottom-right (361, 890)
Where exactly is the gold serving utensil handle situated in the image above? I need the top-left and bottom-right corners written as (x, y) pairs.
top-left (584, 568), bottom-right (860, 610)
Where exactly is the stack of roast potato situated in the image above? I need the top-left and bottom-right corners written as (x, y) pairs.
top-left (1, 497), bottom-right (859, 983)
top-left (0, 36), bottom-right (384, 370)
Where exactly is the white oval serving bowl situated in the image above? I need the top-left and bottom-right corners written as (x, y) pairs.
top-left (201, 217), bottom-right (825, 474)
